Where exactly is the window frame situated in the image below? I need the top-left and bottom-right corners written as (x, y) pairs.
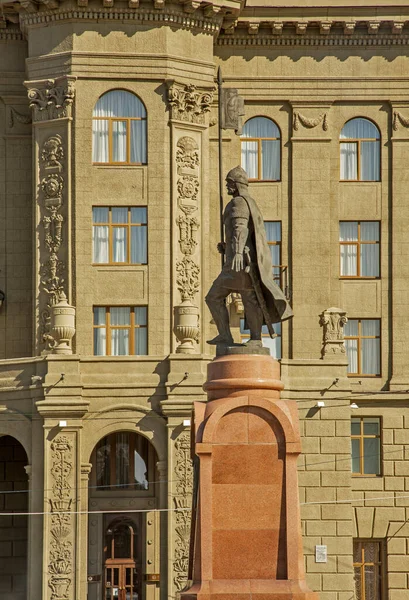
top-left (353, 539), bottom-right (385, 600)
top-left (93, 306), bottom-right (148, 356)
top-left (265, 221), bottom-right (283, 288)
top-left (92, 206), bottom-right (148, 266)
top-left (339, 117), bottom-right (381, 182)
top-left (351, 417), bottom-right (382, 477)
top-left (92, 90), bottom-right (147, 166)
top-left (345, 318), bottom-right (381, 378)
top-left (339, 221), bottom-right (380, 279)
top-left (240, 318), bottom-right (282, 360)
top-left (240, 116), bottom-right (281, 182)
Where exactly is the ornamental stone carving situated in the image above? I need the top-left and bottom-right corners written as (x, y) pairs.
top-left (293, 111), bottom-right (328, 132)
top-left (25, 76), bottom-right (76, 122)
top-left (48, 436), bottom-right (74, 600)
top-left (176, 214), bottom-right (199, 255)
top-left (320, 306), bottom-right (348, 358)
top-left (8, 107), bottom-right (32, 129)
top-left (176, 136), bottom-right (199, 169)
top-left (176, 257), bottom-right (200, 302)
top-left (393, 110), bottom-right (409, 131)
top-left (167, 81), bottom-right (215, 124)
top-left (39, 134), bottom-right (68, 350)
top-left (173, 431), bottom-right (193, 592)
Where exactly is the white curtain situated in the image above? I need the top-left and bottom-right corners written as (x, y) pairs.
top-left (340, 142), bottom-right (358, 180)
top-left (360, 222), bottom-right (379, 276)
top-left (240, 320), bottom-right (281, 359)
top-left (361, 320), bottom-right (380, 375)
top-left (265, 222), bottom-right (281, 283)
top-left (93, 207), bottom-right (110, 263)
top-left (94, 307), bottom-right (107, 356)
top-left (111, 307), bottom-right (130, 356)
top-left (340, 222), bottom-right (358, 276)
top-left (112, 208), bottom-right (128, 262)
top-left (241, 117), bottom-right (280, 180)
top-left (92, 90), bottom-right (147, 163)
top-left (131, 208), bottom-right (148, 264)
top-left (134, 307), bottom-right (147, 354)
top-left (340, 118), bottom-right (380, 181)
top-left (133, 452), bottom-right (148, 489)
top-left (344, 319), bottom-right (358, 374)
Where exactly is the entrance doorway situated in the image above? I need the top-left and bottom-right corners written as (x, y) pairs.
top-left (104, 516), bottom-right (142, 600)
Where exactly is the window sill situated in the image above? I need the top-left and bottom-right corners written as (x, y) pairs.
top-left (340, 277), bottom-right (380, 280)
top-left (93, 164), bottom-right (147, 169)
top-left (339, 180), bottom-right (381, 184)
top-left (93, 265), bottom-right (147, 271)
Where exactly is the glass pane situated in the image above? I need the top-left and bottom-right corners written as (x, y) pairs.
top-left (344, 319), bottom-right (358, 336)
top-left (265, 222), bottom-right (281, 242)
top-left (113, 227), bottom-right (127, 263)
top-left (353, 541), bottom-right (363, 563)
top-left (116, 432), bottom-right (130, 487)
top-left (96, 437), bottom-right (110, 487)
top-left (131, 207), bottom-right (147, 224)
top-left (111, 307), bottom-right (130, 326)
top-left (351, 438), bottom-right (360, 473)
top-left (94, 307), bottom-right (106, 325)
top-left (340, 142), bottom-right (358, 180)
top-left (135, 328), bottom-right (147, 355)
top-left (134, 443), bottom-right (148, 488)
top-left (131, 226), bottom-right (147, 264)
top-left (364, 565), bottom-right (380, 600)
top-left (361, 141), bottom-right (380, 181)
top-left (263, 334), bottom-right (281, 359)
top-left (94, 327), bottom-right (107, 356)
top-left (240, 319), bottom-right (249, 334)
top-left (242, 117), bottom-right (280, 139)
top-left (351, 418), bottom-right (361, 435)
top-left (241, 141), bottom-right (258, 179)
top-left (130, 119), bottom-right (147, 164)
top-left (340, 221), bottom-right (358, 241)
top-left (363, 418), bottom-right (380, 435)
top-left (361, 338), bottom-right (380, 375)
top-left (93, 207), bottom-right (109, 223)
top-left (93, 225), bottom-right (109, 263)
top-left (111, 329), bottom-right (129, 356)
top-left (364, 541), bottom-right (380, 563)
top-left (92, 119), bottom-right (109, 162)
top-left (93, 90), bottom-right (146, 118)
top-left (361, 244), bottom-right (379, 277)
top-left (354, 567), bottom-right (362, 600)
top-left (261, 139), bottom-right (280, 180)
top-left (112, 208), bottom-right (128, 224)
top-left (340, 244), bottom-right (357, 276)
top-left (135, 307), bottom-right (147, 326)
top-left (112, 120), bottom-right (127, 162)
top-left (363, 438), bottom-right (380, 475)
top-left (340, 118), bottom-right (380, 140)
top-left (345, 339), bottom-right (358, 374)
top-left (361, 320), bottom-right (380, 336)
top-left (361, 222), bottom-right (379, 241)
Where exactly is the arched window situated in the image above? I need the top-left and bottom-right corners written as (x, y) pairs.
top-left (340, 118), bottom-right (380, 181)
top-left (92, 432), bottom-right (154, 491)
top-left (105, 518), bottom-right (138, 560)
top-left (241, 117), bottom-right (280, 181)
top-left (92, 90), bottom-right (147, 165)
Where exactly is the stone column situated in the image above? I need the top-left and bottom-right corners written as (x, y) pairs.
top-left (389, 102), bottom-right (409, 388)
top-left (166, 81), bottom-right (214, 354)
top-left (290, 102), bottom-right (332, 359)
top-left (24, 76), bottom-right (76, 355)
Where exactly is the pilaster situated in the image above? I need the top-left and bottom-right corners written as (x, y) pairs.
top-left (166, 81), bottom-right (215, 354)
top-left (24, 76), bottom-right (76, 355)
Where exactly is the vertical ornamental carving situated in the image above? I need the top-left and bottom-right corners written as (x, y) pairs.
top-left (320, 306), bottom-right (348, 357)
top-left (39, 133), bottom-right (67, 350)
top-left (48, 436), bottom-right (74, 600)
top-left (167, 81), bottom-right (214, 125)
top-left (174, 136), bottom-right (201, 352)
top-left (173, 431), bottom-right (193, 592)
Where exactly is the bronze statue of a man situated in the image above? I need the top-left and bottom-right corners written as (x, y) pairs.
top-left (206, 166), bottom-right (293, 346)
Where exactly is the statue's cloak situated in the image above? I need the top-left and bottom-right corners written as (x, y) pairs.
top-left (238, 184), bottom-right (293, 323)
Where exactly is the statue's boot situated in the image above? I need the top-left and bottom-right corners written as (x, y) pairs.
top-left (207, 333), bottom-right (234, 346)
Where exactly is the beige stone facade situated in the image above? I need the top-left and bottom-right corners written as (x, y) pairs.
top-left (1, 1), bottom-right (409, 599)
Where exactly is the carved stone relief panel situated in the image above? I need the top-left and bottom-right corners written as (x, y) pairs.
top-left (172, 431), bottom-right (193, 592)
top-left (47, 435), bottom-right (76, 600)
top-left (167, 81), bottom-right (214, 125)
top-left (25, 76), bottom-right (76, 122)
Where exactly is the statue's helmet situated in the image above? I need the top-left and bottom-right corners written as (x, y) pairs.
top-left (226, 166), bottom-right (249, 186)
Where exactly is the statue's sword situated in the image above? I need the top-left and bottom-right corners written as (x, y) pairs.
top-left (243, 246), bottom-right (277, 339)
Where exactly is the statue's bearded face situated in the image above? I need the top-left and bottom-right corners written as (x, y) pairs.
top-left (226, 178), bottom-right (237, 196)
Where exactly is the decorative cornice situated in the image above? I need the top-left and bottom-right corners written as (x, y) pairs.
top-left (19, 6), bottom-right (223, 34)
top-left (216, 33), bottom-right (409, 47)
top-left (0, 26), bottom-right (24, 40)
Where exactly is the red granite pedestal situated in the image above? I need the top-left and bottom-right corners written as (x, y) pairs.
top-left (181, 352), bottom-right (319, 600)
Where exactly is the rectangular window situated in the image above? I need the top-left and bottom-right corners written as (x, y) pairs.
top-left (264, 222), bottom-right (282, 287)
top-left (344, 319), bottom-right (380, 376)
top-left (93, 306), bottom-right (147, 356)
top-left (340, 222), bottom-right (380, 278)
top-left (353, 540), bottom-right (383, 600)
top-left (351, 417), bottom-right (381, 475)
top-left (240, 319), bottom-right (282, 359)
top-left (92, 207), bottom-right (147, 265)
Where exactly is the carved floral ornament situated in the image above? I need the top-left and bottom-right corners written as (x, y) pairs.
top-left (319, 307), bottom-right (348, 357)
top-left (25, 76), bottom-right (76, 122)
top-left (167, 81), bottom-right (215, 124)
top-left (393, 110), bottom-right (409, 131)
top-left (173, 431), bottom-right (193, 592)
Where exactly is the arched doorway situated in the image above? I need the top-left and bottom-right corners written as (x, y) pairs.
top-left (88, 431), bottom-right (160, 600)
top-left (0, 435), bottom-right (28, 600)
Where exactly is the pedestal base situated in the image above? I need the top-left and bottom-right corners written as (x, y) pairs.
top-left (182, 579), bottom-right (319, 600)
